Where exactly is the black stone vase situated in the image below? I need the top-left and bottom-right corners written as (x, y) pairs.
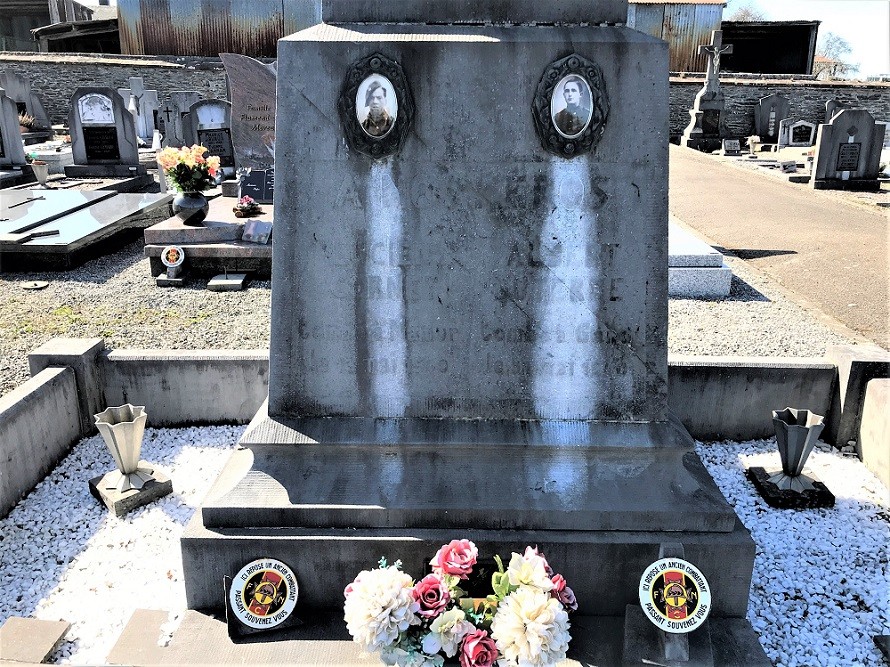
top-left (172, 191), bottom-right (209, 226)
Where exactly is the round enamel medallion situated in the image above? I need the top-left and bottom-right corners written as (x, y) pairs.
top-left (160, 245), bottom-right (185, 268)
top-left (229, 558), bottom-right (299, 629)
top-left (638, 558), bottom-right (711, 633)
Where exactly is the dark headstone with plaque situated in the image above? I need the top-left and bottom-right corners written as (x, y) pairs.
top-left (188, 99), bottom-right (236, 176)
top-left (221, 53), bottom-right (277, 171)
top-left (753, 93), bottom-right (790, 144)
top-left (67, 87), bottom-right (143, 177)
top-left (238, 169), bottom-right (274, 203)
top-left (812, 109), bottom-right (885, 191)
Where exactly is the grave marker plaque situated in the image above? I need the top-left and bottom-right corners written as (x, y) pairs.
top-left (83, 126), bottom-right (121, 162)
top-left (836, 143), bottom-right (861, 171)
top-left (239, 169), bottom-right (274, 203)
top-left (197, 128), bottom-right (235, 168)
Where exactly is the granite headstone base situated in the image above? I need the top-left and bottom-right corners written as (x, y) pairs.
top-left (89, 467), bottom-right (173, 517)
top-left (745, 466), bottom-right (835, 509)
top-left (65, 164), bottom-right (147, 178)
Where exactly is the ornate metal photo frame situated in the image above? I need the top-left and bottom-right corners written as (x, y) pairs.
top-left (533, 54), bottom-right (609, 158)
top-left (338, 53), bottom-right (415, 160)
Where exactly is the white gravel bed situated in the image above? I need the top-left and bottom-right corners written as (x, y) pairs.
top-left (1, 423), bottom-right (887, 665)
top-left (0, 425), bottom-right (242, 665)
top-left (696, 439), bottom-right (890, 667)
top-left (1, 240), bottom-right (860, 398)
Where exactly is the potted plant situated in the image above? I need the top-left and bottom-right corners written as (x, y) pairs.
top-left (18, 112), bottom-right (37, 134)
top-left (157, 144), bottom-right (221, 226)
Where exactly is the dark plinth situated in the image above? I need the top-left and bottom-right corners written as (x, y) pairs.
top-left (89, 468), bottom-right (173, 517)
top-left (745, 467), bottom-right (835, 510)
top-left (811, 178), bottom-right (882, 191)
top-left (622, 605), bottom-right (715, 667)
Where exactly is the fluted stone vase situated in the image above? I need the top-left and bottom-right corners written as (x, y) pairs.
top-left (94, 404), bottom-right (155, 493)
top-left (769, 407), bottom-right (825, 491)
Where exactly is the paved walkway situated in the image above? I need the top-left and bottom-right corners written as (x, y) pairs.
top-left (669, 145), bottom-right (889, 349)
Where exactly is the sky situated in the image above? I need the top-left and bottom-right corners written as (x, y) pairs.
top-left (726, 0), bottom-right (890, 77)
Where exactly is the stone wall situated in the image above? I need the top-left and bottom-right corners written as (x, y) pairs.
top-left (2, 52), bottom-right (889, 136)
top-left (671, 75), bottom-right (890, 140)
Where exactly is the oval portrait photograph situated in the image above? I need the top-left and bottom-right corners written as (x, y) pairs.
top-left (550, 75), bottom-right (593, 139)
top-left (355, 74), bottom-right (398, 139)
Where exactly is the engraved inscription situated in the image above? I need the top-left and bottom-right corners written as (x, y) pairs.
top-left (83, 126), bottom-right (121, 162)
top-left (701, 110), bottom-right (720, 137)
top-left (836, 143), bottom-right (861, 171)
top-left (198, 128), bottom-right (235, 167)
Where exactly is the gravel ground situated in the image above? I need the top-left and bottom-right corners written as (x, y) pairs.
top-left (0, 426), bottom-right (886, 665)
top-left (0, 239), bottom-right (860, 398)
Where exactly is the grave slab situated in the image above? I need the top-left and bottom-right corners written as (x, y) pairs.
top-left (0, 617), bottom-right (71, 664)
top-left (622, 605), bottom-right (715, 667)
top-left (207, 272), bottom-right (249, 291)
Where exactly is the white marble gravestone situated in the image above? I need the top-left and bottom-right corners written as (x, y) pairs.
top-left (778, 118), bottom-right (816, 148)
top-left (117, 77), bottom-right (160, 144)
top-left (0, 87), bottom-right (28, 167)
top-left (160, 92), bottom-right (202, 148)
top-left (67, 87), bottom-right (142, 177)
top-left (187, 99), bottom-right (236, 175)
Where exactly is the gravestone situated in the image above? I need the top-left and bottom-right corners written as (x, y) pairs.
top-left (753, 93), bottom-right (790, 144)
top-left (238, 168), bottom-right (274, 203)
top-left (221, 53), bottom-right (277, 171)
top-left (0, 87), bottom-right (28, 167)
top-left (161, 92), bottom-right (202, 148)
top-left (182, 0), bottom-right (763, 657)
top-left (778, 118), bottom-right (816, 148)
top-left (681, 30), bottom-right (733, 152)
top-left (812, 109), bottom-right (886, 191)
top-left (67, 87), bottom-right (144, 177)
top-left (0, 71), bottom-right (52, 134)
top-left (825, 98), bottom-right (848, 124)
top-left (187, 99), bottom-right (236, 176)
top-left (117, 76), bottom-right (160, 144)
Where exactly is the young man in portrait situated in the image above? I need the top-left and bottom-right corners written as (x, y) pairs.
top-left (361, 81), bottom-right (394, 138)
top-left (553, 76), bottom-right (590, 137)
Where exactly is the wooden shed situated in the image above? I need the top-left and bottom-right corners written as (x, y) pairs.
top-left (628, 0), bottom-right (726, 73)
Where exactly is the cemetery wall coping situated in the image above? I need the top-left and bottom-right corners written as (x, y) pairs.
top-left (0, 366), bottom-right (81, 518)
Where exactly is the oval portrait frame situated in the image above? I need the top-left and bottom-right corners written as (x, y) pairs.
top-left (355, 74), bottom-right (399, 140)
top-left (533, 54), bottom-right (609, 158)
top-left (228, 558), bottom-right (299, 630)
top-left (637, 558), bottom-right (712, 634)
top-left (550, 74), bottom-right (593, 139)
top-left (338, 53), bottom-right (415, 160)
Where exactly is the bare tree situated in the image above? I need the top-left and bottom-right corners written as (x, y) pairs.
top-left (813, 32), bottom-right (858, 79)
top-left (727, 3), bottom-right (767, 21)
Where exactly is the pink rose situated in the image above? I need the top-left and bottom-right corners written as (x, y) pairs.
top-left (460, 629), bottom-right (498, 667)
top-left (551, 573), bottom-right (567, 593)
top-left (430, 540), bottom-right (478, 580)
top-left (412, 573), bottom-right (451, 618)
top-left (524, 545), bottom-right (553, 575)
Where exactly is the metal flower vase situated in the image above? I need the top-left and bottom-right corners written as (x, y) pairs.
top-left (31, 161), bottom-right (50, 188)
top-left (94, 404), bottom-right (155, 493)
top-left (171, 191), bottom-right (209, 226)
top-left (769, 407), bottom-right (825, 490)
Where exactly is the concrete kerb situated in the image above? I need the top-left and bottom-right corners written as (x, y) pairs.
top-left (824, 344), bottom-right (890, 447)
top-left (1, 338), bottom-right (885, 521)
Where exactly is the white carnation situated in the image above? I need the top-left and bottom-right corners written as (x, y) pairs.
top-left (491, 587), bottom-right (570, 667)
top-left (506, 552), bottom-right (554, 592)
top-left (344, 566), bottom-right (420, 651)
top-left (421, 608), bottom-right (473, 657)
top-left (381, 646), bottom-right (445, 667)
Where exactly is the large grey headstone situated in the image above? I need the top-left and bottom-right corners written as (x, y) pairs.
top-left (0, 87), bottom-right (28, 167)
top-left (753, 93), bottom-right (790, 143)
top-left (68, 87), bottom-right (139, 166)
top-left (812, 109), bottom-right (886, 190)
top-left (161, 92), bottom-right (203, 148)
top-left (0, 71), bottom-right (51, 131)
top-left (221, 53), bottom-right (276, 171)
top-left (117, 76), bottom-right (160, 143)
top-left (188, 99), bottom-right (236, 172)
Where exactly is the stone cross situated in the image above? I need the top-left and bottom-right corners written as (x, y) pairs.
top-left (698, 30), bottom-right (733, 89)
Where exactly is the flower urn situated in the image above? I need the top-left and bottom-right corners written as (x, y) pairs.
top-left (94, 404), bottom-right (155, 493)
top-left (172, 191), bottom-right (209, 225)
top-left (772, 407), bottom-right (825, 478)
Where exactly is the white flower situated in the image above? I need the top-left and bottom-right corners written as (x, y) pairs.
top-left (381, 645), bottom-right (445, 667)
top-left (421, 608), bottom-right (474, 657)
top-left (506, 552), bottom-right (554, 592)
top-left (344, 566), bottom-right (420, 651)
top-left (491, 587), bottom-right (571, 667)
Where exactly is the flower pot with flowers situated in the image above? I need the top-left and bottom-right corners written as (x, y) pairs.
top-left (233, 195), bottom-right (263, 217)
top-left (344, 540), bottom-right (577, 667)
top-left (157, 144), bottom-right (221, 226)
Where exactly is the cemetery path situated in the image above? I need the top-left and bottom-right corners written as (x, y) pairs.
top-left (669, 145), bottom-right (889, 350)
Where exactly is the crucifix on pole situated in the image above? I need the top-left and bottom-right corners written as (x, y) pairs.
top-left (699, 30), bottom-right (733, 88)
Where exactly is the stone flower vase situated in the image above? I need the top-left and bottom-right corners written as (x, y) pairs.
top-left (771, 407), bottom-right (825, 481)
top-left (31, 161), bottom-right (49, 188)
top-left (94, 404), bottom-right (155, 493)
top-left (172, 191), bottom-right (209, 226)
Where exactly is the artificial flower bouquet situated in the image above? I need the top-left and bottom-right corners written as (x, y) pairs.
top-left (157, 144), bottom-right (221, 192)
top-left (233, 195), bottom-right (263, 217)
top-left (344, 540), bottom-right (577, 667)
